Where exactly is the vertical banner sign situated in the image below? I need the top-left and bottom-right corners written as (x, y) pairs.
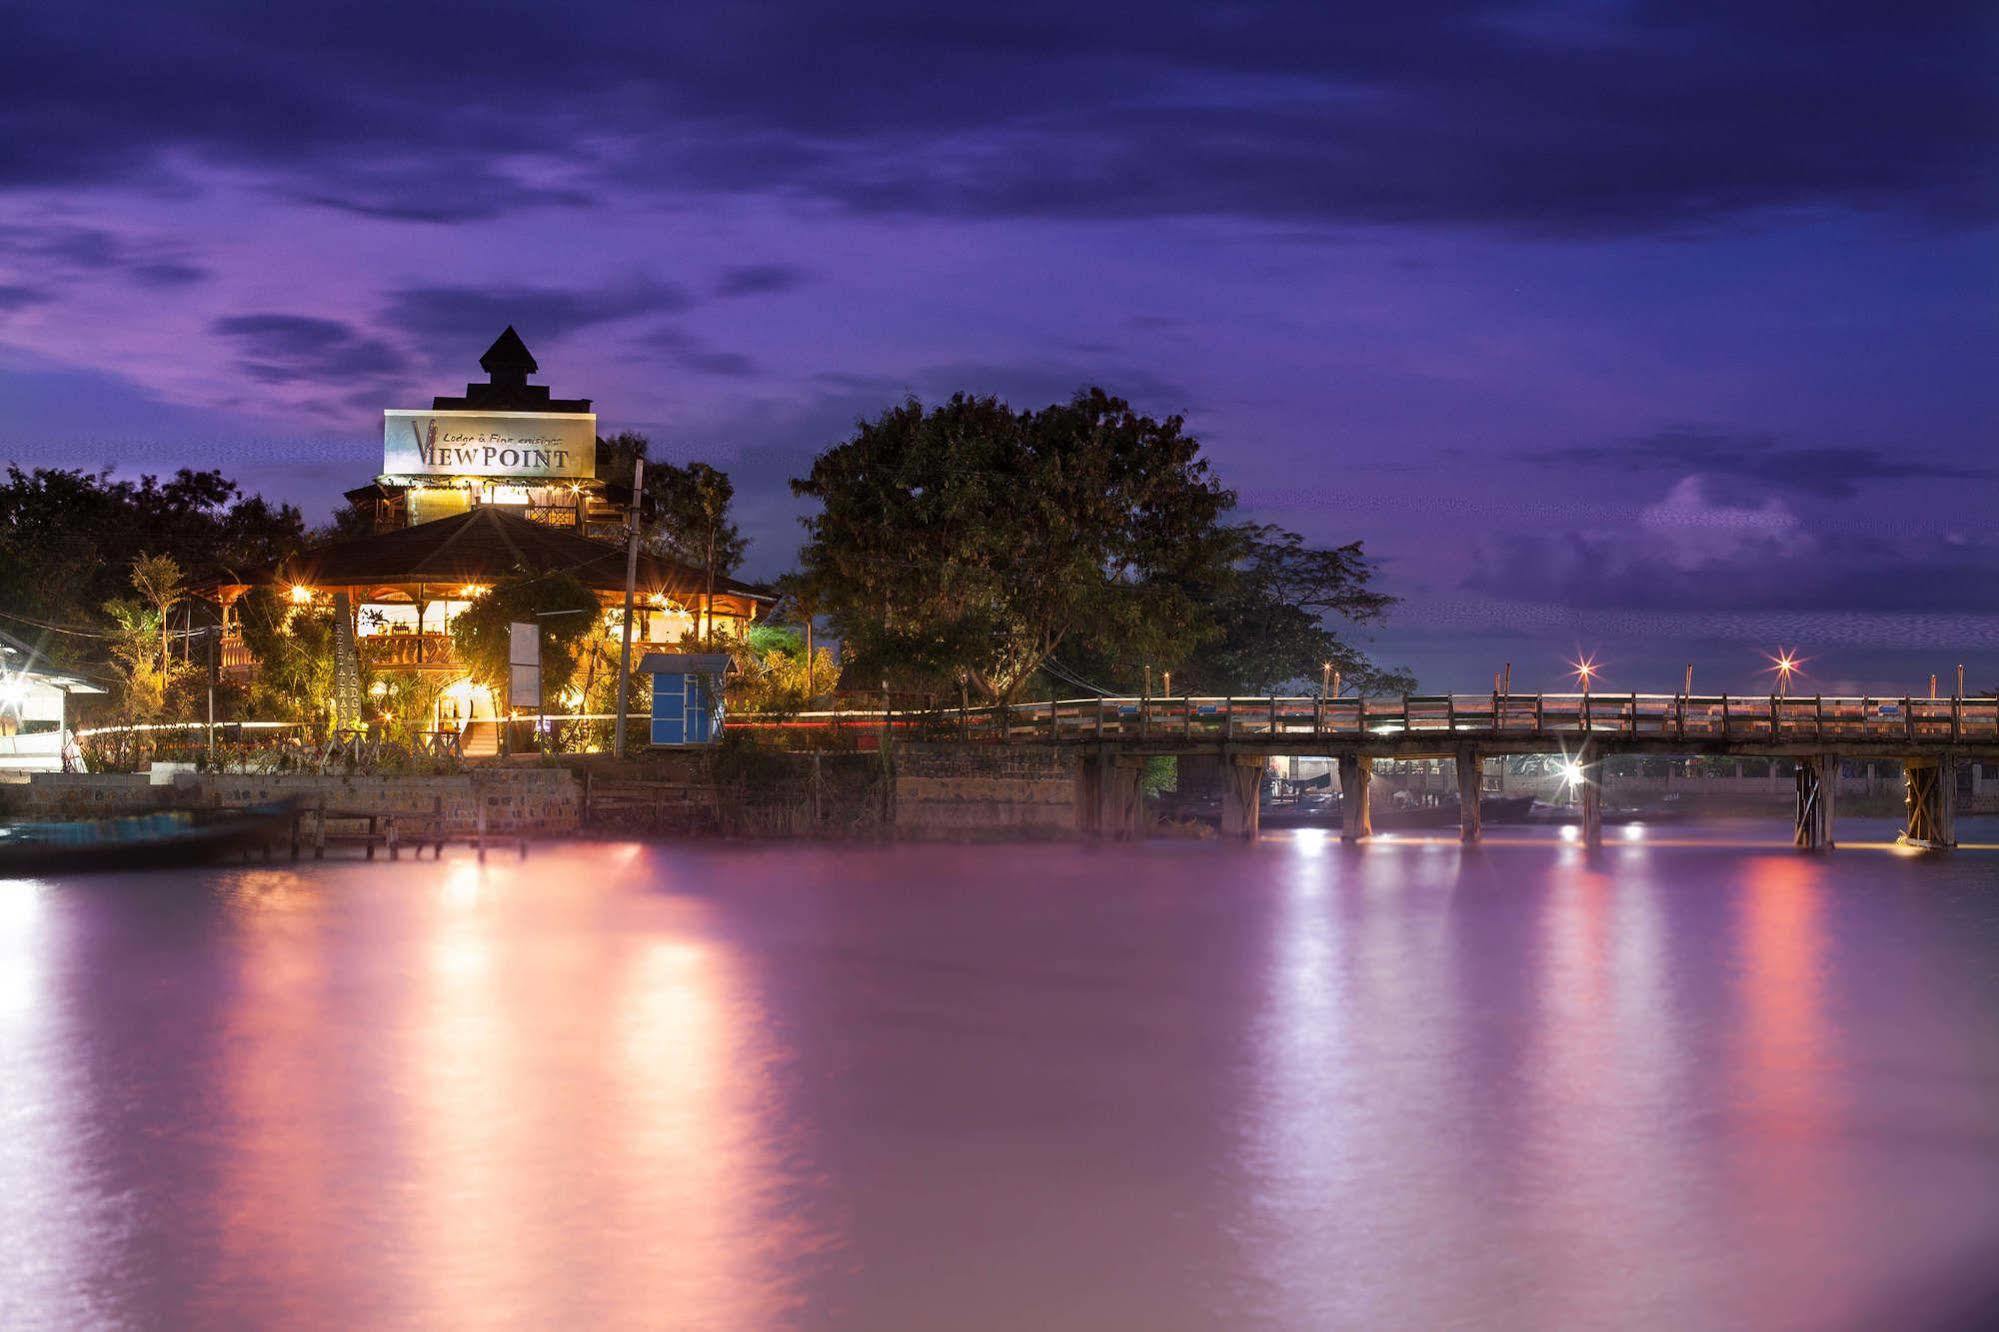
top-left (332, 592), bottom-right (364, 729)
top-left (509, 622), bottom-right (541, 710)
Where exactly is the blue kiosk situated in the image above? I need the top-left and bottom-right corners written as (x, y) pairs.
top-left (639, 652), bottom-right (733, 746)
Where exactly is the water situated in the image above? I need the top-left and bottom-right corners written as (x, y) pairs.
top-left (3, 821), bottom-right (1997, 1330)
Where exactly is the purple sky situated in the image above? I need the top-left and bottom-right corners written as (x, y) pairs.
top-left (3, 2), bottom-right (1995, 692)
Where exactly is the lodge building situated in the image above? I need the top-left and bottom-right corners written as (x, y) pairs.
top-left (204, 329), bottom-right (769, 735)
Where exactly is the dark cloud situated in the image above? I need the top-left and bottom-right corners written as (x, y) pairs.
top-left (0, 285), bottom-right (51, 311)
top-left (2, 3), bottom-right (1991, 233)
top-left (290, 159), bottom-right (594, 223)
top-left (0, 223), bottom-right (210, 289)
top-left (130, 260), bottom-right (209, 288)
top-left (211, 313), bottom-right (409, 387)
top-left (380, 279), bottom-right (694, 349)
top-left (1533, 427), bottom-right (1990, 500)
top-left (646, 327), bottom-right (758, 377)
top-left (715, 264), bottom-right (812, 296)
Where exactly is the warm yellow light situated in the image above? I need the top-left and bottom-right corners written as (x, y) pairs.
top-left (1570, 653), bottom-right (1600, 687)
top-left (649, 591), bottom-right (669, 608)
top-left (289, 584), bottom-right (313, 604)
top-left (368, 680), bottom-right (388, 697)
top-left (460, 583), bottom-right (487, 598)
top-left (444, 678), bottom-right (478, 702)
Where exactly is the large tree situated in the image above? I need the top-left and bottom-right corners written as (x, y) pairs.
top-left (0, 466), bottom-right (305, 667)
top-left (790, 389), bottom-right (1237, 702)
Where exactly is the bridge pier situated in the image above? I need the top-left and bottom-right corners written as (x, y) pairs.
top-left (1579, 771), bottom-right (1603, 848)
top-left (1220, 754), bottom-right (1264, 840)
top-left (1338, 754), bottom-right (1372, 841)
top-left (1902, 757), bottom-right (1957, 849)
top-left (1455, 749), bottom-right (1482, 844)
top-left (1793, 754), bottom-right (1837, 850)
top-left (1078, 753), bottom-right (1146, 841)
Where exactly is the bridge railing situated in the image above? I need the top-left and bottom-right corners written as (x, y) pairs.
top-left (940, 692), bottom-right (1999, 745)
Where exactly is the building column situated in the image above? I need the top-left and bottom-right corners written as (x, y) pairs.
top-left (1902, 757), bottom-right (1957, 849)
top-left (1793, 754), bottom-right (1836, 850)
top-left (1220, 755), bottom-right (1264, 841)
top-left (1338, 753), bottom-right (1372, 842)
top-left (1455, 748), bottom-right (1483, 844)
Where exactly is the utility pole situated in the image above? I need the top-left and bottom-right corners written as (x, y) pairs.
top-left (614, 457), bottom-right (645, 758)
top-left (203, 620), bottom-right (215, 756)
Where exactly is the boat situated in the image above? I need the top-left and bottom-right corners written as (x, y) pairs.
top-left (0, 802), bottom-right (298, 875)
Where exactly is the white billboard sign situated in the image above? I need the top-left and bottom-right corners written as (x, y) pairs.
top-left (508, 622), bottom-right (541, 709)
top-left (384, 409), bottom-right (596, 480)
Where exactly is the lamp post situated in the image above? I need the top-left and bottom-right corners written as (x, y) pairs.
top-left (613, 456), bottom-right (644, 758)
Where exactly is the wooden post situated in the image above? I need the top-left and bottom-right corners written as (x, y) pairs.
top-left (386, 815), bottom-right (400, 861)
top-left (313, 800), bottom-right (327, 859)
top-left (1900, 758), bottom-right (1956, 849)
top-left (1338, 754), bottom-right (1372, 842)
top-left (1794, 755), bottom-right (1835, 850)
top-left (476, 803), bottom-right (487, 862)
top-left (1455, 749), bottom-right (1482, 844)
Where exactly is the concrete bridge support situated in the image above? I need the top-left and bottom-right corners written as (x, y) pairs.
top-left (1338, 754), bottom-right (1372, 842)
top-left (1579, 771), bottom-right (1603, 848)
top-left (1455, 749), bottom-right (1482, 844)
top-left (1078, 753), bottom-right (1146, 841)
top-left (1902, 757), bottom-right (1957, 849)
top-left (1793, 755), bottom-right (1837, 850)
top-left (1220, 755), bottom-right (1264, 841)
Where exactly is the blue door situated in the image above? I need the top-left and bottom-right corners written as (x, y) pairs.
top-left (650, 672), bottom-right (719, 745)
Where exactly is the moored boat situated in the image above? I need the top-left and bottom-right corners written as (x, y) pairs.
top-left (0, 802), bottom-right (298, 875)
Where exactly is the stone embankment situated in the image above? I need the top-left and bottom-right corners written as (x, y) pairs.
top-left (1, 769), bottom-right (580, 836)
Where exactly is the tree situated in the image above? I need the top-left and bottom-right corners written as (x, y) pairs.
top-left (236, 586), bottom-right (336, 728)
top-left (791, 389), bottom-right (1234, 702)
top-left (598, 432), bottom-right (746, 637)
top-left (725, 624), bottom-right (841, 716)
top-left (791, 388), bottom-right (1410, 701)
top-left (449, 574), bottom-right (601, 709)
top-left (0, 465), bottom-right (305, 671)
top-left (101, 599), bottom-right (167, 720)
top-left (1169, 525), bottom-right (1413, 695)
top-left (128, 554), bottom-right (187, 684)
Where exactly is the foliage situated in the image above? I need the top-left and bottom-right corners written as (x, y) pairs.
top-left (128, 553), bottom-right (187, 683)
top-left (100, 598), bottom-right (169, 720)
top-left (448, 573), bottom-right (601, 707)
top-left (1153, 524), bottom-right (1413, 695)
top-left (236, 585), bottom-right (337, 730)
top-left (726, 624), bottom-right (841, 716)
top-left (0, 465), bottom-right (304, 671)
top-left (792, 387), bottom-right (1394, 703)
top-left (366, 669), bottom-right (446, 745)
top-left (599, 431), bottom-right (747, 582)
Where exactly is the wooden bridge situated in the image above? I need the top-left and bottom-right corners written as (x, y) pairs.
top-left (749, 691), bottom-right (1999, 850)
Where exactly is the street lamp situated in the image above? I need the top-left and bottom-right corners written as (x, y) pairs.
top-left (1769, 649), bottom-right (1801, 698)
top-left (1570, 654), bottom-right (1599, 697)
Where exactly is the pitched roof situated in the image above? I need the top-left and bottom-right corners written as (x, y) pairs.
top-left (479, 325), bottom-right (538, 379)
top-left (241, 508), bottom-right (770, 602)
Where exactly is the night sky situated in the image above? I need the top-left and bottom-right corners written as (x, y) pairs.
top-left (3, 2), bottom-right (1994, 693)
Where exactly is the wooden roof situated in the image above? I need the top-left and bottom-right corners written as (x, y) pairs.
top-left (217, 508), bottom-right (769, 603)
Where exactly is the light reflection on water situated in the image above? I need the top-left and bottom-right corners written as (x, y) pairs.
top-left (1, 824), bottom-right (1997, 1330)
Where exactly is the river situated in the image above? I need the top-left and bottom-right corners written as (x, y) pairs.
top-left (3, 820), bottom-right (1997, 1329)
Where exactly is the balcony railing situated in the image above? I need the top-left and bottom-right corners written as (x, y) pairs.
top-left (360, 632), bottom-right (458, 669)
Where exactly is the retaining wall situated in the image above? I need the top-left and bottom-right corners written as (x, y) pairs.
top-left (892, 743), bottom-right (1080, 838)
top-left (1, 768), bottom-right (580, 835)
